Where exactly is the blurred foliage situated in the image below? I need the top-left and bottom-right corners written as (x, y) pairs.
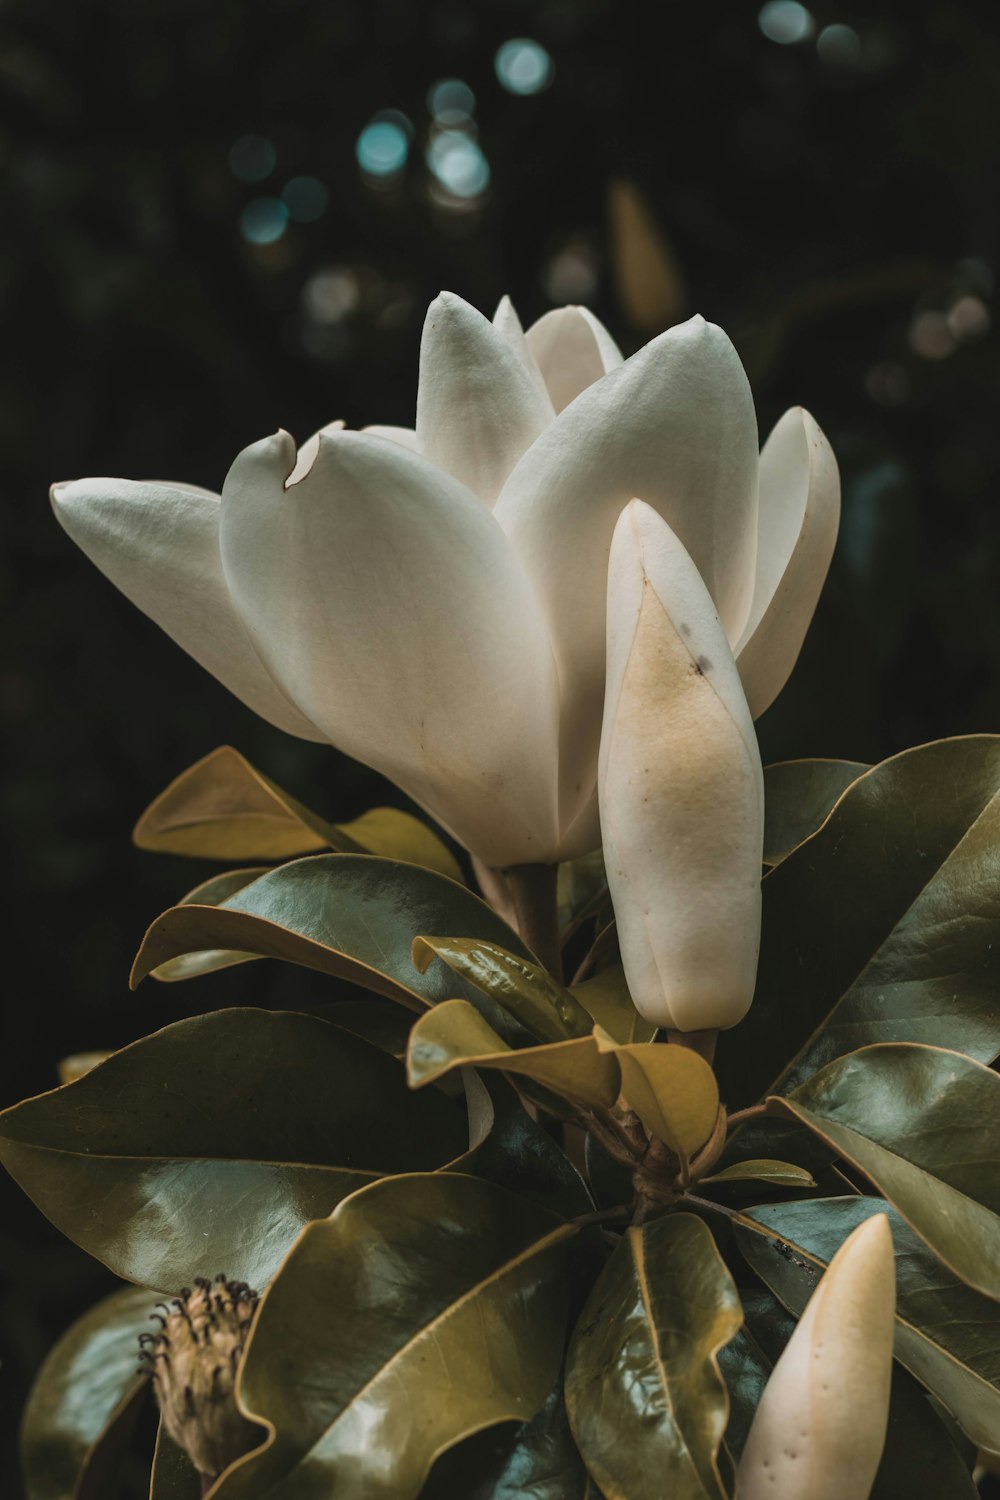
top-left (1, 0), bottom-right (999, 1489)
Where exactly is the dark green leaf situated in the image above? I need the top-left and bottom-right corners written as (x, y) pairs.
top-left (212, 1173), bottom-right (577, 1500)
top-left (734, 1195), bottom-right (1000, 1451)
top-left (149, 1423), bottom-right (201, 1499)
top-left (412, 937), bottom-right (593, 1042)
top-left (566, 1212), bottom-right (741, 1499)
top-left (150, 866), bottom-right (268, 983)
top-left (422, 1380), bottom-right (591, 1500)
top-left (0, 1008), bottom-right (465, 1290)
top-left (21, 1286), bottom-right (152, 1500)
top-left (773, 1043), bottom-right (1000, 1300)
top-left (131, 856), bottom-right (532, 1042)
top-left (454, 1070), bottom-right (594, 1221)
top-left (719, 736), bottom-right (1000, 1114)
top-left (762, 757), bottom-right (868, 865)
top-left (700, 1160), bottom-right (816, 1189)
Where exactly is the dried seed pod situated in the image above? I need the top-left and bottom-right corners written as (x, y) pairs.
top-left (142, 1274), bottom-right (261, 1481)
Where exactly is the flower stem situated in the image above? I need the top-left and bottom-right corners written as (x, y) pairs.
top-left (502, 862), bottom-right (563, 980)
top-left (666, 1028), bottom-right (718, 1065)
top-left (726, 1102), bottom-right (771, 1132)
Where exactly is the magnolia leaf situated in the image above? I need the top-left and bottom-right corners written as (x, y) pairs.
top-left (571, 963), bottom-right (654, 1044)
top-left (762, 757), bottom-right (868, 865)
top-left (595, 1033), bottom-right (719, 1158)
top-left (412, 936), bottom-right (592, 1043)
top-left (407, 999), bottom-right (619, 1109)
top-left (56, 1052), bottom-right (112, 1085)
top-left (700, 1160), bottom-right (817, 1189)
top-left (149, 866), bottom-right (268, 982)
top-left (728, 1286), bottom-right (979, 1498)
top-left (150, 1423), bottom-right (202, 1498)
top-left (131, 856), bottom-right (532, 1042)
top-left (133, 743), bottom-right (461, 880)
top-left (718, 736), bottom-right (1000, 1115)
top-left (21, 1285), bottom-right (152, 1500)
top-left (453, 1071), bottom-right (594, 1221)
top-left (422, 1380), bottom-right (590, 1500)
top-left (566, 1212), bottom-right (741, 1499)
top-left (773, 1043), bottom-right (1000, 1301)
top-left (211, 1174), bottom-right (577, 1500)
top-left (0, 1008), bottom-right (465, 1291)
top-left (558, 850), bottom-right (611, 935)
top-left (735, 1195), bottom-right (1000, 1452)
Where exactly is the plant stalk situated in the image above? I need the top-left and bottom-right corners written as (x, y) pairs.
top-left (501, 862), bottom-right (563, 980)
top-left (666, 1028), bottom-right (718, 1065)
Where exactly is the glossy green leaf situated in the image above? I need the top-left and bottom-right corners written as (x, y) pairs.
top-left (407, 999), bottom-right (619, 1108)
top-left (212, 1173), bottom-right (577, 1500)
top-left (735, 1195), bottom-right (1000, 1452)
top-left (0, 1008), bottom-right (465, 1291)
top-left (133, 744), bottom-right (462, 880)
top-left (454, 1070), bottom-right (594, 1221)
top-left (21, 1285), bottom-right (152, 1500)
top-left (718, 736), bottom-right (1000, 1114)
top-left (571, 964), bottom-right (654, 1044)
top-left (773, 1043), bottom-right (1000, 1300)
top-left (150, 866), bottom-right (268, 983)
top-left (422, 1381), bottom-right (591, 1500)
top-left (595, 1033), bottom-right (720, 1158)
top-left (412, 936), bottom-right (593, 1042)
top-left (149, 1424), bottom-right (201, 1499)
top-left (131, 856), bottom-right (532, 1040)
top-left (762, 757), bottom-right (868, 865)
top-left (727, 1286), bottom-right (978, 1498)
top-left (566, 1212), bottom-right (741, 1500)
top-left (700, 1159), bottom-right (816, 1189)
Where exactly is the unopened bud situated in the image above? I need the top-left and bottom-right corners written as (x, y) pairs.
top-left (141, 1274), bottom-right (261, 1481)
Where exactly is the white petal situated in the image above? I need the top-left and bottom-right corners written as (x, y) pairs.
top-left (737, 1215), bottom-right (895, 1500)
top-left (736, 408), bottom-right (840, 719)
top-left (492, 295), bottom-right (551, 404)
top-left (287, 420), bottom-right (345, 485)
top-left (525, 305), bottom-right (623, 412)
top-left (361, 425), bottom-right (420, 450)
top-left (219, 430), bottom-right (561, 866)
top-left (416, 291), bottom-right (554, 508)
top-left (50, 478), bottom-right (325, 742)
top-left (598, 501), bottom-right (763, 1031)
top-left (496, 315), bottom-right (759, 842)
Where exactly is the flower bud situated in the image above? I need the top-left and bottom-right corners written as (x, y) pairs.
top-left (736, 1215), bottom-right (896, 1500)
top-left (598, 499), bottom-right (764, 1031)
top-left (141, 1275), bottom-right (261, 1481)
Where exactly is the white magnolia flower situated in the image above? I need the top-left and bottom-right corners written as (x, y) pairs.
top-left (599, 500), bottom-right (764, 1031)
top-left (51, 293), bottom-right (838, 870)
top-left (737, 1214), bottom-right (896, 1500)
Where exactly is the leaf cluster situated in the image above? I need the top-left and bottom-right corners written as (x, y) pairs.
top-left (9, 737), bottom-right (1000, 1497)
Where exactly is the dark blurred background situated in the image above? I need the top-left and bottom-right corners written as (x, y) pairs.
top-left (2, 0), bottom-right (999, 1489)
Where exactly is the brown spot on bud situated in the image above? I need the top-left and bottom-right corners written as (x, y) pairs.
top-left (142, 1275), bottom-right (262, 1482)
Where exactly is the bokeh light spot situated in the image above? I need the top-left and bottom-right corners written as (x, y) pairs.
top-left (282, 176), bottom-right (329, 223)
top-left (356, 120), bottom-right (410, 177)
top-left (427, 78), bottom-right (476, 124)
top-left (239, 197), bottom-right (289, 245)
top-left (303, 268), bottom-right (360, 324)
top-left (865, 362), bottom-right (910, 406)
top-left (229, 135), bottom-right (276, 184)
top-left (426, 131), bottom-right (490, 198)
top-left (817, 24), bottom-right (862, 65)
top-left (947, 295), bottom-right (991, 341)
top-left (495, 38), bottom-right (554, 95)
top-left (909, 311), bottom-right (955, 360)
top-left (758, 2), bottom-right (814, 44)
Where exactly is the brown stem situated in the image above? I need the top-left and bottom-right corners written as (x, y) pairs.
top-left (573, 1204), bottom-right (632, 1228)
top-left (201, 1477), bottom-right (215, 1498)
top-left (682, 1192), bottom-right (740, 1222)
top-left (502, 862), bottom-right (563, 980)
top-left (687, 1106), bottom-right (729, 1183)
top-left (726, 1102), bottom-right (771, 1132)
top-left (589, 1105), bottom-right (645, 1160)
top-left (666, 1028), bottom-right (719, 1065)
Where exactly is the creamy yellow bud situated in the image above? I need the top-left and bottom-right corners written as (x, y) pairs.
top-left (736, 1215), bottom-right (896, 1500)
